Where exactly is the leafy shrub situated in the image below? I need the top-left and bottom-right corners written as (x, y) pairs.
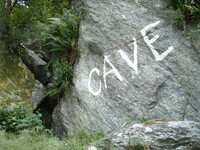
top-left (43, 9), bottom-right (79, 53)
top-left (51, 0), bottom-right (72, 14)
top-left (43, 9), bottom-right (80, 96)
top-left (1, 0), bottom-right (57, 55)
top-left (0, 106), bottom-right (46, 134)
top-left (169, 0), bottom-right (200, 31)
top-left (24, 0), bottom-right (54, 23)
top-left (47, 59), bottom-right (73, 96)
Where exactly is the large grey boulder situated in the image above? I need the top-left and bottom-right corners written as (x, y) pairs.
top-left (100, 121), bottom-right (200, 150)
top-left (53, 0), bottom-right (200, 136)
top-left (21, 48), bottom-right (50, 86)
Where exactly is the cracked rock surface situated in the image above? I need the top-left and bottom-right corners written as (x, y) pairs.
top-left (52, 0), bottom-right (200, 136)
top-left (100, 121), bottom-right (200, 150)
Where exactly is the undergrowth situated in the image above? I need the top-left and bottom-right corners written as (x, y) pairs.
top-left (43, 8), bottom-right (80, 96)
top-left (169, 0), bottom-right (200, 34)
top-left (0, 130), bottom-right (104, 150)
top-left (0, 105), bottom-right (47, 134)
top-left (0, 93), bottom-right (104, 150)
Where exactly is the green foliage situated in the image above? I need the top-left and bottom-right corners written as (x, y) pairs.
top-left (8, 0), bottom-right (56, 54)
top-left (1, 0), bottom-right (79, 93)
top-left (43, 9), bottom-right (80, 96)
top-left (10, 5), bottom-right (34, 29)
top-left (51, 0), bottom-right (72, 14)
top-left (1, 0), bottom-right (69, 54)
top-left (47, 59), bottom-right (73, 96)
top-left (24, 0), bottom-right (55, 23)
top-left (0, 105), bottom-right (46, 134)
top-left (169, 0), bottom-right (200, 30)
top-left (44, 9), bottom-right (79, 52)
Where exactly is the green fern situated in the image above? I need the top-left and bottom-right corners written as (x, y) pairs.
top-left (43, 9), bottom-right (79, 96)
top-left (43, 9), bottom-right (79, 52)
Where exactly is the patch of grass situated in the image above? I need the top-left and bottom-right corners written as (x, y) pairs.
top-left (0, 130), bottom-right (104, 150)
top-left (64, 130), bottom-right (104, 150)
top-left (0, 130), bottom-right (66, 150)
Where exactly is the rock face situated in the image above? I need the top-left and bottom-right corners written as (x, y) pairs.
top-left (100, 121), bottom-right (200, 150)
top-left (53, 0), bottom-right (200, 136)
top-left (28, 80), bottom-right (46, 109)
top-left (0, 43), bottom-right (46, 110)
top-left (21, 49), bottom-right (50, 86)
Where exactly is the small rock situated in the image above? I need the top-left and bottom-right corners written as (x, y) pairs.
top-left (87, 146), bottom-right (97, 150)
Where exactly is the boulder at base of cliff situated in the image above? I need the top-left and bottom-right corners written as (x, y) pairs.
top-left (100, 121), bottom-right (200, 150)
top-left (0, 51), bottom-right (46, 110)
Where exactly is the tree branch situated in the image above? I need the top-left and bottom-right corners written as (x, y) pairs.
top-left (10, 0), bottom-right (18, 13)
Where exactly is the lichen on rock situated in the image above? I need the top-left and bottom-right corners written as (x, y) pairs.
top-left (0, 47), bottom-right (46, 110)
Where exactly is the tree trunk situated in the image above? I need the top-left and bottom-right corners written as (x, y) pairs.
top-left (0, 0), bottom-right (14, 50)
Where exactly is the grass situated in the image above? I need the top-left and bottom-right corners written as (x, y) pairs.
top-left (124, 115), bottom-right (151, 125)
top-left (0, 130), bottom-right (104, 150)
